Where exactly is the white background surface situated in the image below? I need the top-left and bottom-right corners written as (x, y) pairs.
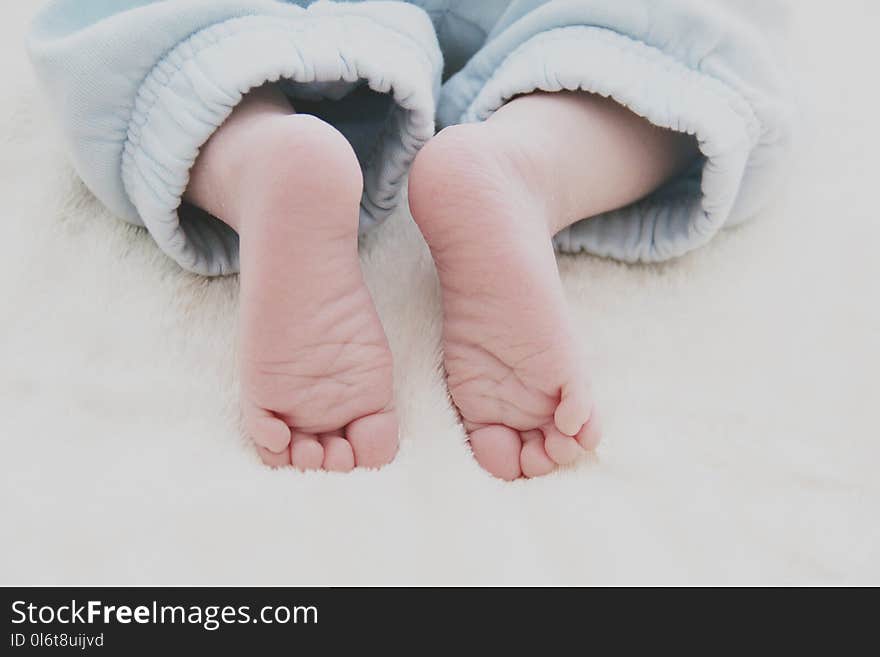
top-left (1, 0), bottom-right (877, 585)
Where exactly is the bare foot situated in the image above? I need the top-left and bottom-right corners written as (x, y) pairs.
top-left (186, 87), bottom-right (398, 471)
top-left (409, 90), bottom-right (697, 480)
top-left (408, 122), bottom-right (600, 480)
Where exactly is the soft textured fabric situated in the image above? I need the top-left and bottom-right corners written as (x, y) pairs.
top-left (27, 0), bottom-right (792, 274)
top-left (5, 0), bottom-right (879, 586)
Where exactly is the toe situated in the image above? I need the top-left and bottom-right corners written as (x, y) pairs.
top-left (469, 425), bottom-right (523, 481)
top-left (346, 409), bottom-right (399, 469)
top-left (256, 445), bottom-right (291, 468)
top-left (520, 432), bottom-right (556, 478)
top-left (319, 433), bottom-right (355, 472)
top-left (575, 407), bottom-right (602, 451)
top-left (542, 425), bottom-right (583, 465)
top-left (554, 382), bottom-right (593, 437)
top-left (289, 432), bottom-right (324, 471)
top-left (246, 409), bottom-right (291, 454)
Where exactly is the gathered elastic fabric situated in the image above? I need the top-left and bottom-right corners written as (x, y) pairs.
top-left (27, 0), bottom-right (792, 274)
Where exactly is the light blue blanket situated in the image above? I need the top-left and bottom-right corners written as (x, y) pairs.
top-left (27, 0), bottom-right (792, 275)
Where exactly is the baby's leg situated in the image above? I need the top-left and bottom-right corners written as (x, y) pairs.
top-left (408, 91), bottom-right (698, 479)
top-left (186, 85), bottom-right (398, 471)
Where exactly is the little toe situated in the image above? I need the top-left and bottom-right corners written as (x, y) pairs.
top-left (542, 425), bottom-right (583, 465)
top-left (246, 410), bottom-right (291, 454)
top-left (289, 432), bottom-right (324, 471)
top-left (469, 425), bottom-right (523, 481)
top-left (346, 409), bottom-right (399, 469)
top-left (554, 382), bottom-right (593, 437)
top-left (520, 432), bottom-right (556, 478)
top-left (319, 433), bottom-right (355, 472)
top-left (256, 445), bottom-right (291, 468)
top-left (575, 407), bottom-right (602, 451)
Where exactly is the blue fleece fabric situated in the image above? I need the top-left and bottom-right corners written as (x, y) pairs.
top-left (27, 0), bottom-right (792, 275)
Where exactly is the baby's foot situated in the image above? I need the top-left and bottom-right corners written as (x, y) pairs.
top-left (188, 103), bottom-right (397, 471)
top-left (408, 123), bottom-right (601, 480)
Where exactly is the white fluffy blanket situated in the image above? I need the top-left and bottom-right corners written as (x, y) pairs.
top-left (2, 1), bottom-right (877, 585)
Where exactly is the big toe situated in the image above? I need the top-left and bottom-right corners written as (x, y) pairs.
top-left (469, 425), bottom-right (523, 481)
top-left (346, 410), bottom-right (399, 469)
